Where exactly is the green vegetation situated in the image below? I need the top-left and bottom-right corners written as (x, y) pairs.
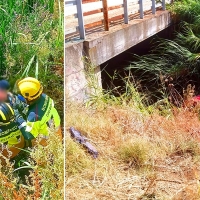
top-left (127, 0), bottom-right (200, 100)
top-left (0, 128), bottom-right (64, 199)
top-left (0, 1), bottom-right (64, 199)
top-left (67, 97), bottom-right (200, 199)
top-left (117, 139), bottom-right (151, 169)
top-left (0, 0), bottom-right (64, 118)
top-left (67, 0), bottom-right (200, 199)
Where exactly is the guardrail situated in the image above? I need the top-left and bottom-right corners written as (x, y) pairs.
top-left (65, 0), bottom-right (170, 40)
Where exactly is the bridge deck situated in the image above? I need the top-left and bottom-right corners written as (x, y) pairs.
top-left (65, 0), bottom-right (171, 42)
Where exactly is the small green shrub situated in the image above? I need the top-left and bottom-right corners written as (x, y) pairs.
top-left (118, 139), bottom-right (151, 169)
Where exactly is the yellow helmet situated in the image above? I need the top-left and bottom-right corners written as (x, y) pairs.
top-left (17, 77), bottom-right (43, 101)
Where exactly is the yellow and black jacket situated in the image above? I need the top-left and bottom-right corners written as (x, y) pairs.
top-left (0, 122), bottom-right (25, 158)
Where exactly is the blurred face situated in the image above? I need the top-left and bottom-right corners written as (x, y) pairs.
top-left (0, 89), bottom-right (8, 102)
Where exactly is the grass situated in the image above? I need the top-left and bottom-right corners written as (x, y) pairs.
top-left (66, 49), bottom-right (200, 199)
top-left (66, 0), bottom-right (200, 199)
top-left (66, 98), bottom-right (200, 199)
top-left (117, 139), bottom-right (151, 169)
top-left (0, 128), bottom-right (64, 199)
top-left (66, 136), bottom-right (93, 175)
top-left (0, 1), bottom-right (64, 199)
top-left (0, 0), bottom-right (64, 119)
top-left (125, 0), bottom-right (200, 100)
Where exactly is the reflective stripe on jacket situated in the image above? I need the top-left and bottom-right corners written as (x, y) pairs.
top-left (25, 94), bottom-right (60, 138)
top-left (0, 122), bottom-right (25, 158)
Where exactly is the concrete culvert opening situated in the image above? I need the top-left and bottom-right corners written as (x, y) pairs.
top-left (100, 25), bottom-right (200, 105)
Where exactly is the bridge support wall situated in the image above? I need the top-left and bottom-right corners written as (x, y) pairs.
top-left (66, 11), bottom-right (172, 101)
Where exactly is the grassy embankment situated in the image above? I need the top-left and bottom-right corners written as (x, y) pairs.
top-left (66, 0), bottom-right (200, 199)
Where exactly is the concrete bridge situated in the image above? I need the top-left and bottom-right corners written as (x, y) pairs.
top-left (65, 0), bottom-right (172, 101)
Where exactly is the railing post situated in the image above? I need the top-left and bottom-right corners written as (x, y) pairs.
top-left (102, 0), bottom-right (109, 31)
top-left (139, 0), bottom-right (144, 19)
top-left (123, 0), bottom-right (129, 24)
top-left (162, 0), bottom-right (166, 10)
top-left (76, 0), bottom-right (85, 39)
top-left (152, 0), bottom-right (156, 14)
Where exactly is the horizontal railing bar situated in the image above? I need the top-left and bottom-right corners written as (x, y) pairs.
top-left (65, 0), bottom-right (171, 39)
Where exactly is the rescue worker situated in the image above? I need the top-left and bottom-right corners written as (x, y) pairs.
top-left (16, 77), bottom-right (62, 147)
top-left (0, 79), bottom-right (28, 117)
top-left (0, 102), bottom-right (25, 161)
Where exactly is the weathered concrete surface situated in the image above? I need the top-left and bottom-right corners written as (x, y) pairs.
top-left (65, 41), bottom-right (88, 101)
top-left (66, 10), bottom-right (172, 101)
top-left (65, 41), bottom-right (102, 101)
top-left (84, 10), bottom-right (171, 66)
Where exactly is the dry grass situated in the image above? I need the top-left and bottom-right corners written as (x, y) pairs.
top-left (66, 102), bottom-right (200, 200)
top-left (0, 128), bottom-right (64, 200)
